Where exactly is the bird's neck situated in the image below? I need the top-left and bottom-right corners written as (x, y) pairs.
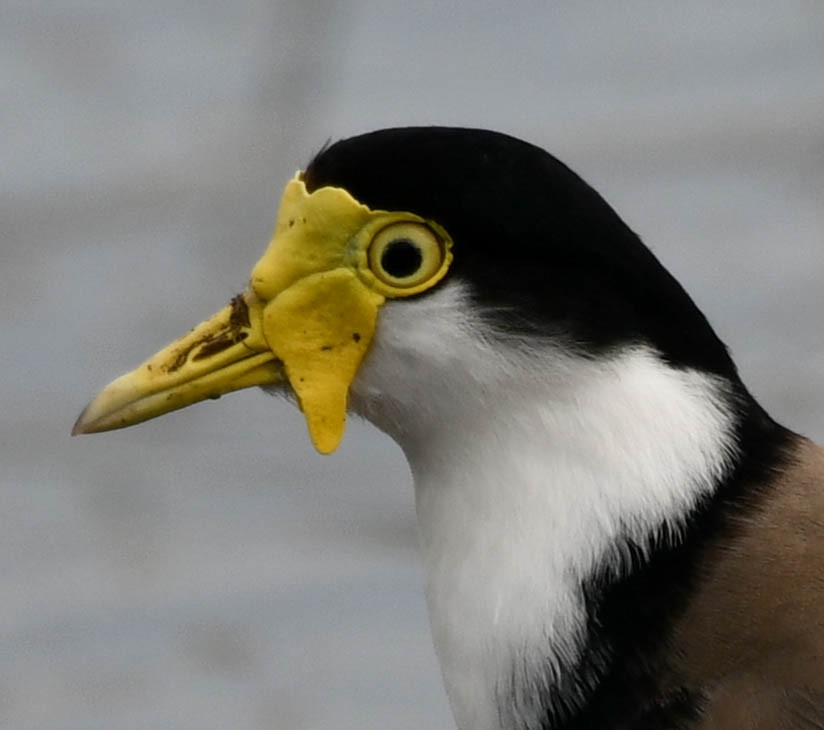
top-left (350, 286), bottom-right (743, 729)
top-left (396, 348), bottom-right (738, 730)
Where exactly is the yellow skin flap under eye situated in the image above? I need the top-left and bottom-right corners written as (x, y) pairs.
top-left (262, 268), bottom-right (382, 454)
top-left (73, 174), bottom-right (453, 454)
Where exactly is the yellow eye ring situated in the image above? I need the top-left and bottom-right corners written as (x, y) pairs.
top-left (367, 221), bottom-right (446, 290)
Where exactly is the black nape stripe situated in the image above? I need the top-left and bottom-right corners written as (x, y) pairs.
top-left (304, 127), bottom-right (741, 382)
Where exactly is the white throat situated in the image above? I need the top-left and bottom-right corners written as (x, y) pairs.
top-left (350, 282), bottom-right (737, 730)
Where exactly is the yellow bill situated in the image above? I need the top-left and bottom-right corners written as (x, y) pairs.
top-left (71, 293), bottom-right (282, 432)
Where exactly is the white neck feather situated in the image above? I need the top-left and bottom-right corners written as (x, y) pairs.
top-left (351, 282), bottom-right (737, 730)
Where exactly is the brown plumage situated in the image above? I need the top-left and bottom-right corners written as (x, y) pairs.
top-left (668, 436), bottom-right (824, 728)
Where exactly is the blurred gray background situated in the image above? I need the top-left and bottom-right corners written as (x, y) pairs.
top-left (3, 2), bottom-right (823, 729)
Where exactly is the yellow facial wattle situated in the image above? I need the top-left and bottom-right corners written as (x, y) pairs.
top-left (73, 174), bottom-right (453, 453)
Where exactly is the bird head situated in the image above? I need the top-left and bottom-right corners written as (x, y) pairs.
top-left (73, 127), bottom-right (739, 453)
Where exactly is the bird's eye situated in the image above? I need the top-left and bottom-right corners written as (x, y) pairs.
top-left (367, 222), bottom-right (446, 289)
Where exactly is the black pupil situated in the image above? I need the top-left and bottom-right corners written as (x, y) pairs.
top-left (381, 239), bottom-right (423, 278)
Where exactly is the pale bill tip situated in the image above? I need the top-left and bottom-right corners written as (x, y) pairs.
top-left (70, 406), bottom-right (91, 436)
